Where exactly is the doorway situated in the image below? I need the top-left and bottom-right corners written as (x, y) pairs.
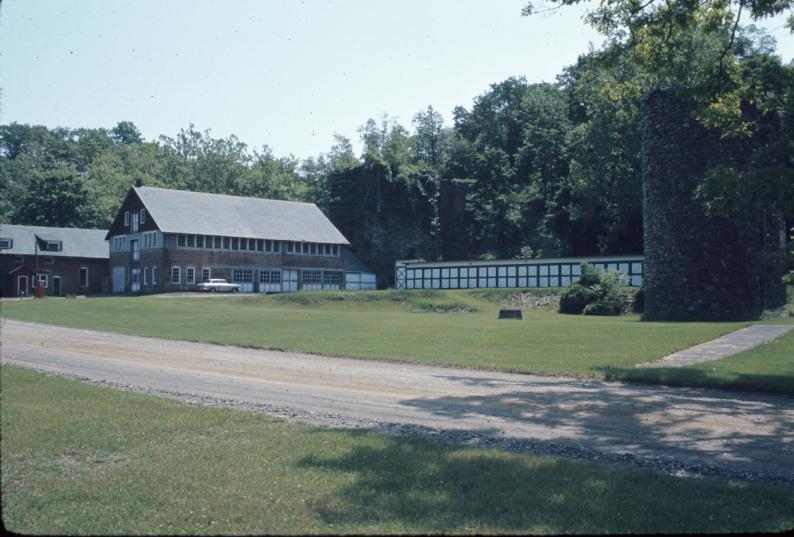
top-left (53, 276), bottom-right (62, 296)
top-left (17, 275), bottom-right (28, 297)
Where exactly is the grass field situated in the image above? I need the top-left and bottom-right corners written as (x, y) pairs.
top-left (1, 289), bottom-right (792, 393)
top-left (3, 365), bottom-right (793, 535)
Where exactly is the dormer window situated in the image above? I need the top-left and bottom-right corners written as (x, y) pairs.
top-left (46, 241), bottom-right (62, 252)
top-left (124, 211), bottom-right (130, 226)
top-left (140, 208), bottom-right (146, 224)
top-left (0, 238), bottom-right (11, 249)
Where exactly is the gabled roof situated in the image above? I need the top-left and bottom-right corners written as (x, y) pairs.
top-left (128, 186), bottom-right (350, 245)
top-left (0, 224), bottom-right (108, 259)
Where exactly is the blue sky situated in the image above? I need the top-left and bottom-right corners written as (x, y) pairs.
top-left (1, 0), bottom-right (792, 158)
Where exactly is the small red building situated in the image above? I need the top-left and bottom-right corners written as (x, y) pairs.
top-left (0, 224), bottom-right (109, 297)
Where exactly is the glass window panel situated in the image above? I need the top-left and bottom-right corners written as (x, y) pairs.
top-left (550, 265), bottom-right (559, 275)
top-left (508, 266), bottom-right (516, 276)
top-left (528, 277), bottom-right (537, 288)
top-left (498, 277), bottom-right (507, 287)
top-left (540, 277), bottom-right (548, 287)
top-left (631, 263), bottom-right (642, 274)
top-left (561, 264), bottom-right (571, 275)
top-left (518, 265), bottom-right (527, 276)
top-left (518, 277), bottom-right (527, 287)
top-left (572, 264), bottom-right (581, 276)
top-left (508, 277), bottom-right (516, 288)
top-left (498, 266), bottom-right (506, 276)
top-left (561, 276), bottom-right (571, 286)
top-left (540, 265), bottom-right (548, 276)
top-left (432, 279), bottom-right (440, 288)
top-left (450, 268), bottom-right (458, 278)
top-left (432, 269), bottom-right (440, 278)
top-left (450, 279), bottom-right (459, 289)
top-left (441, 268), bottom-right (449, 278)
top-left (608, 263), bottom-right (618, 271)
top-left (488, 267), bottom-right (496, 277)
top-left (619, 263), bottom-right (629, 274)
top-left (529, 266), bottom-right (538, 276)
top-left (487, 278), bottom-right (496, 288)
top-left (631, 275), bottom-right (642, 286)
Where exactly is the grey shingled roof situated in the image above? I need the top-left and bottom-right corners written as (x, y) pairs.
top-left (0, 224), bottom-right (108, 259)
top-left (135, 186), bottom-right (350, 245)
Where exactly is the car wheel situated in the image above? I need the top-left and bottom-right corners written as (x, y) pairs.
top-left (209, 287), bottom-right (216, 292)
top-left (232, 288), bottom-right (239, 293)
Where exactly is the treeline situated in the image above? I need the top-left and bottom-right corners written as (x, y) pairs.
top-left (2, 22), bottom-right (792, 261)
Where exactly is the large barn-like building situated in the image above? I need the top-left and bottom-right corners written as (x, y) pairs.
top-left (105, 186), bottom-right (375, 294)
top-left (0, 224), bottom-right (109, 297)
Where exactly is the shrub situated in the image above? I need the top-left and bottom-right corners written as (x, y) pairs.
top-left (559, 263), bottom-right (625, 316)
top-left (559, 285), bottom-right (597, 314)
top-left (632, 286), bottom-right (645, 313)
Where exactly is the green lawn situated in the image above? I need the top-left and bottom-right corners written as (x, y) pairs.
top-left (2, 365), bottom-right (793, 535)
top-left (1, 289), bottom-right (792, 393)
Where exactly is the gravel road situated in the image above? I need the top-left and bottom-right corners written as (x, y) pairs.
top-left (2, 318), bottom-right (793, 484)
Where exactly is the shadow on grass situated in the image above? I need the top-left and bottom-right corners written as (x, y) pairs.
top-left (297, 433), bottom-right (793, 534)
top-left (598, 366), bottom-right (794, 396)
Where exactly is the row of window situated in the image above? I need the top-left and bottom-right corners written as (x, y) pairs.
top-left (175, 234), bottom-right (340, 257)
top-left (399, 262), bottom-right (644, 289)
top-left (165, 267), bottom-right (343, 286)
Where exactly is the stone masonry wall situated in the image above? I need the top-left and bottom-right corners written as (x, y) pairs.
top-left (640, 89), bottom-right (786, 320)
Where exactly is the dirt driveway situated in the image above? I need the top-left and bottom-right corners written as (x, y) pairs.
top-left (2, 319), bottom-right (793, 483)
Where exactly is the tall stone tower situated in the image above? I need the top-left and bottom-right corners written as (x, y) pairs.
top-left (640, 89), bottom-right (786, 320)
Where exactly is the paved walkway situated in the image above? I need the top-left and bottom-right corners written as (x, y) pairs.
top-left (635, 324), bottom-right (794, 368)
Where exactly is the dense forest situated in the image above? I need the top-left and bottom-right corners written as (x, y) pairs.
top-left (2, 0), bottom-right (793, 263)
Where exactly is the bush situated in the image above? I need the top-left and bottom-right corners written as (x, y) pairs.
top-left (559, 285), bottom-right (598, 314)
top-left (632, 286), bottom-right (645, 313)
top-left (559, 263), bottom-right (625, 316)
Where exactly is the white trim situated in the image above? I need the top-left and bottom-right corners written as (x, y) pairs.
top-left (186, 266), bottom-right (195, 285)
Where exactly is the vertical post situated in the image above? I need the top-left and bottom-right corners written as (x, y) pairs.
top-left (34, 235), bottom-right (39, 299)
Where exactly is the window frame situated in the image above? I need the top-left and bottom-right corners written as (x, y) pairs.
top-left (0, 238), bottom-right (12, 249)
top-left (80, 266), bottom-right (89, 287)
top-left (171, 266), bottom-right (181, 285)
top-left (186, 266), bottom-right (195, 285)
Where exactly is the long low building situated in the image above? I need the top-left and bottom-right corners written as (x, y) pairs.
top-left (106, 185), bottom-right (376, 294)
top-left (395, 255), bottom-right (645, 290)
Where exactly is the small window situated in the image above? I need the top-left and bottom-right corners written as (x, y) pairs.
top-left (178, 234), bottom-right (186, 247)
top-left (46, 241), bottom-right (62, 252)
top-left (140, 208), bottom-right (146, 224)
top-left (309, 243), bottom-right (316, 255)
top-left (196, 235), bottom-right (204, 248)
top-left (232, 269), bottom-right (253, 283)
top-left (13, 256), bottom-right (23, 264)
top-left (223, 237), bottom-right (230, 249)
top-left (248, 239), bottom-right (255, 251)
top-left (287, 242), bottom-right (294, 253)
top-left (80, 267), bottom-right (89, 287)
top-left (324, 244), bottom-right (331, 255)
top-left (205, 235), bottom-right (213, 249)
top-left (323, 271), bottom-right (341, 285)
top-left (265, 240), bottom-right (272, 252)
top-left (259, 270), bottom-right (281, 284)
top-left (202, 268), bottom-right (210, 282)
top-left (131, 212), bottom-right (139, 233)
top-left (257, 239), bottom-right (264, 252)
top-left (240, 238), bottom-right (247, 250)
top-left (302, 243), bottom-right (309, 254)
top-left (273, 241), bottom-right (280, 253)
top-left (152, 266), bottom-right (158, 286)
top-left (0, 238), bottom-right (12, 249)
top-left (171, 266), bottom-right (180, 284)
top-left (332, 245), bottom-right (339, 256)
top-left (302, 270), bottom-right (322, 284)
top-left (214, 236), bottom-right (222, 249)
top-left (34, 273), bottom-right (49, 288)
top-left (186, 267), bottom-right (195, 284)
top-left (187, 235), bottom-right (195, 248)
top-left (143, 267), bottom-right (149, 285)
top-left (232, 238), bottom-right (239, 250)
top-left (124, 211), bottom-right (129, 226)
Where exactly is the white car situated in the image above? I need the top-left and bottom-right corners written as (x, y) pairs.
top-left (197, 278), bottom-right (241, 293)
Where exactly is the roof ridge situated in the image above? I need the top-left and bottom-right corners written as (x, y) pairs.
top-left (135, 185), bottom-right (316, 206)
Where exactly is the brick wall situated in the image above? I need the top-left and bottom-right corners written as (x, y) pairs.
top-left (1, 254), bottom-right (108, 296)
